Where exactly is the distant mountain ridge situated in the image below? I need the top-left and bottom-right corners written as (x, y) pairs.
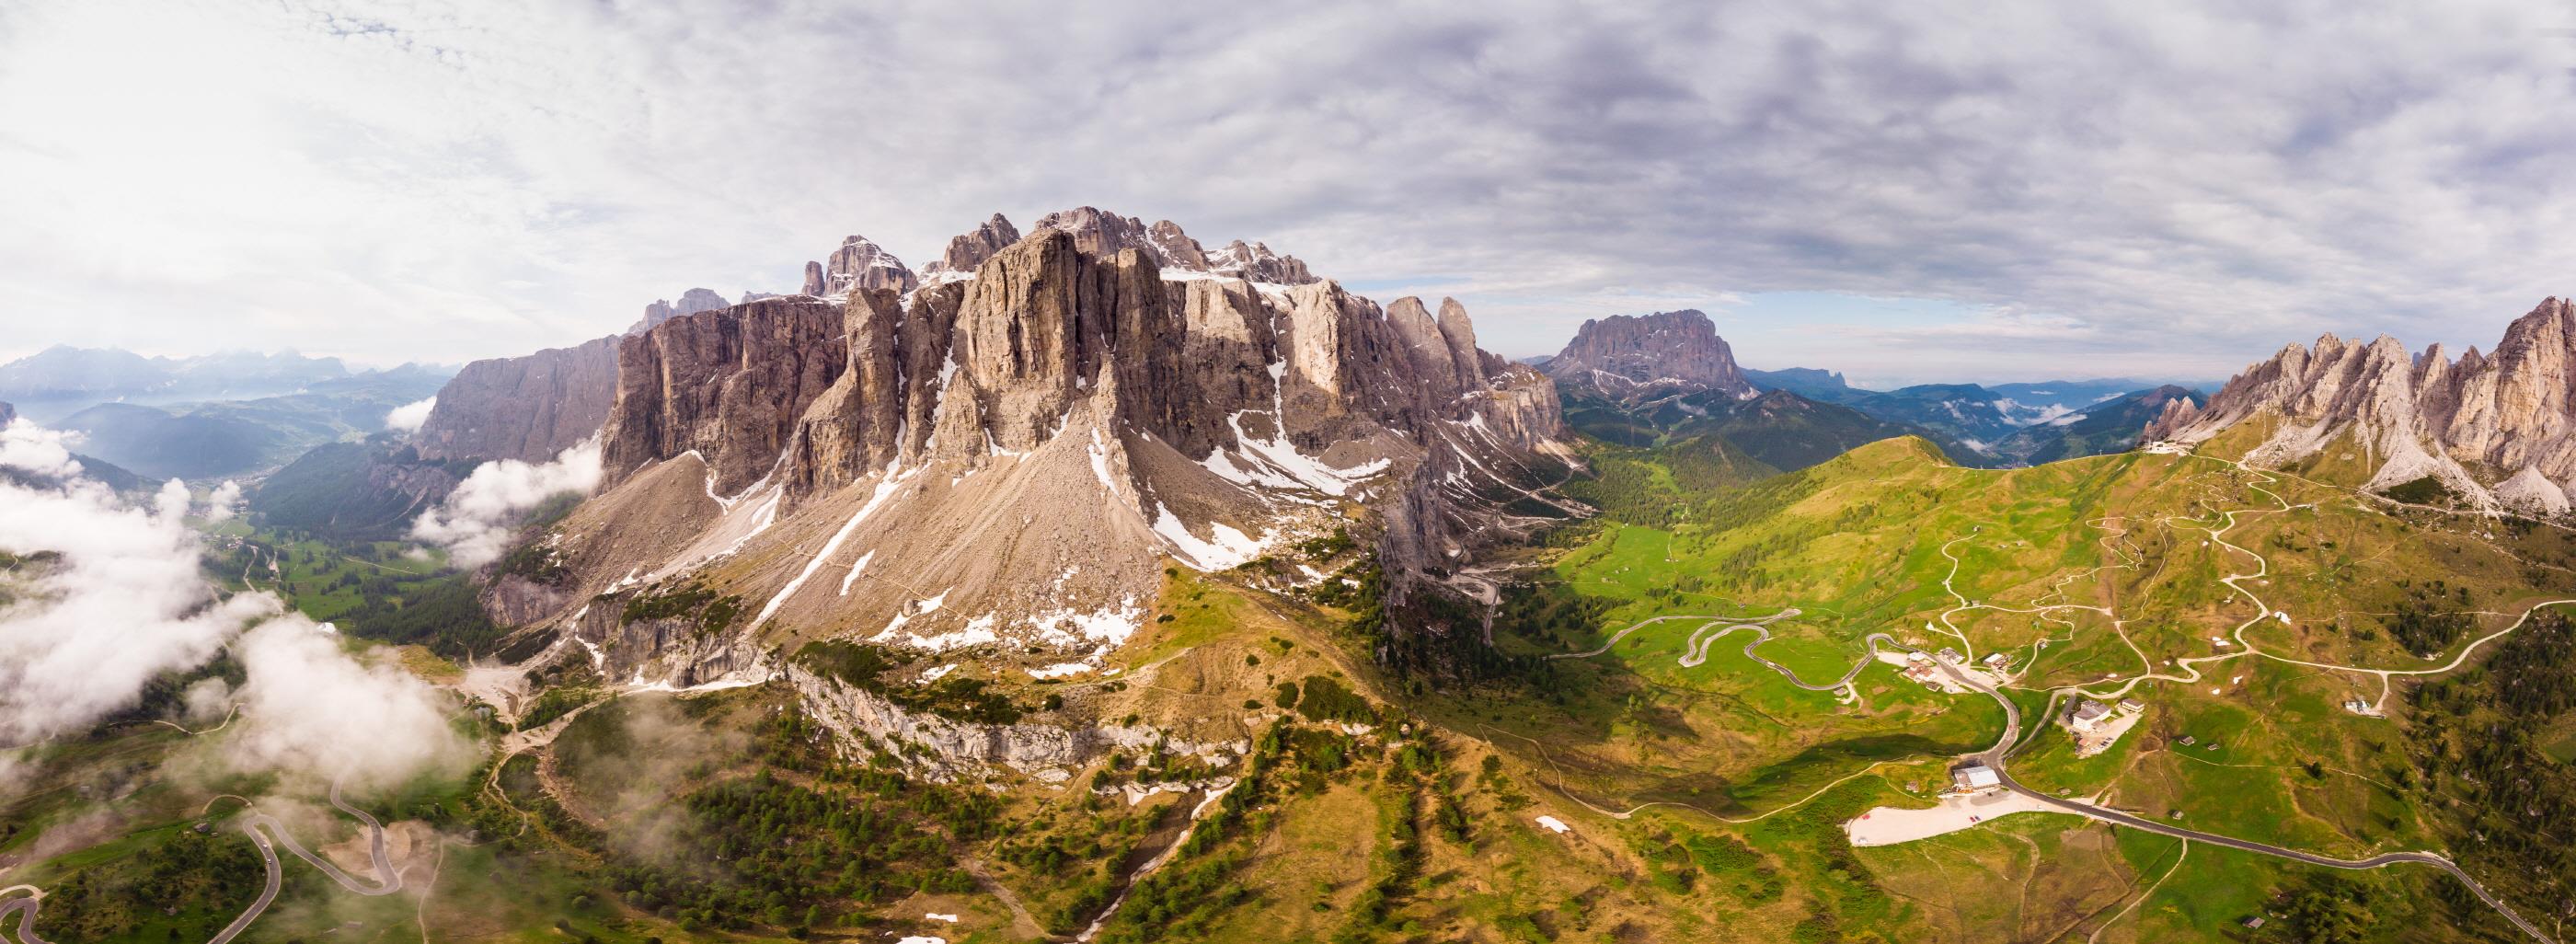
top-left (46, 365), bottom-right (452, 481)
top-left (1994, 384), bottom-right (2202, 464)
top-left (1542, 309), bottom-right (1757, 403)
top-left (2147, 295), bottom-right (2576, 514)
top-left (0, 346), bottom-right (441, 421)
top-left (1538, 312), bottom-right (1950, 472)
top-left (1739, 368), bottom-right (2200, 466)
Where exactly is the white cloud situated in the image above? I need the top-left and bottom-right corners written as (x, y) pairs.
top-left (202, 479), bottom-right (244, 523)
top-left (0, 419), bottom-right (83, 478)
top-left (226, 615), bottom-right (474, 790)
top-left (384, 396), bottom-right (438, 434)
top-left (0, 469), bottom-right (471, 794)
top-left (0, 476), bottom-right (269, 749)
top-left (410, 437), bottom-right (602, 567)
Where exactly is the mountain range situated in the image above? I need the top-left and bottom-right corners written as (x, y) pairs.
top-left (0, 347), bottom-right (430, 420)
top-left (1535, 309), bottom-right (2198, 469)
top-left (0, 352), bottom-right (454, 481)
top-left (426, 207), bottom-right (1573, 691)
top-left (2147, 295), bottom-right (2576, 515)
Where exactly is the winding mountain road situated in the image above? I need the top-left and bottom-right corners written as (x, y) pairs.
top-left (1540, 454), bottom-right (2562, 941)
top-left (0, 780), bottom-right (400, 944)
top-left (1921, 651), bottom-right (2553, 943)
top-left (1679, 624), bottom-right (1902, 692)
top-left (1547, 609), bottom-right (1800, 661)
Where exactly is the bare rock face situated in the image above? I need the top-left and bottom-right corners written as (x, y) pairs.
top-left (2149, 297), bottom-right (2576, 511)
top-left (630, 288), bottom-right (730, 335)
top-left (1544, 309), bottom-right (1758, 402)
top-left (415, 336), bottom-right (620, 464)
top-left (2145, 393), bottom-right (2201, 434)
top-left (600, 296), bottom-right (851, 493)
top-left (803, 235), bottom-right (919, 296)
top-left (0, 400), bottom-right (14, 426)
top-left (920, 213), bottom-right (1022, 282)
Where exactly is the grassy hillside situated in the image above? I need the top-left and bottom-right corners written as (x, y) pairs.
top-left (1447, 434), bottom-right (2575, 942)
top-left (249, 438), bottom-right (472, 541)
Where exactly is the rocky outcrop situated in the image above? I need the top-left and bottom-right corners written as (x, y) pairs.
top-left (630, 288), bottom-right (730, 335)
top-left (2147, 297), bottom-right (2576, 511)
top-left (415, 337), bottom-right (620, 464)
top-left (1544, 309), bottom-right (1758, 402)
top-left (600, 296), bottom-right (851, 493)
top-left (2147, 394), bottom-right (2201, 434)
top-left (801, 235), bottom-right (918, 296)
top-left (920, 213), bottom-right (1022, 282)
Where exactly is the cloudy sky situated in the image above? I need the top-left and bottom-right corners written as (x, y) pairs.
top-left (3, 1), bottom-right (2573, 386)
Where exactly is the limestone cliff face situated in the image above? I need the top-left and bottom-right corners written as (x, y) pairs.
top-left (1544, 309), bottom-right (1757, 402)
top-left (2147, 297), bottom-right (2576, 511)
top-left (541, 210), bottom-right (1571, 692)
top-left (599, 296), bottom-right (851, 494)
top-left (415, 336), bottom-right (620, 464)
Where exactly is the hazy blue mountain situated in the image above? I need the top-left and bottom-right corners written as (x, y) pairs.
top-left (1741, 366), bottom-right (1857, 401)
top-left (1992, 385), bottom-right (2205, 465)
top-left (41, 369), bottom-right (451, 481)
top-left (0, 345), bottom-right (447, 422)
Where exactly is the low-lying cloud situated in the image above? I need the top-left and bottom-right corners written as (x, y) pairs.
top-left (0, 419), bottom-right (83, 479)
top-left (227, 616), bottom-right (474, 789)
top-left (410, 436), bottom-right (603, 568)
top-left (203, 479), bottom-right (243, 523)
top-left (0, 473), bottom-right (271, 749)
top-left (0, 430), bottom-right (468, 794)
top-left (384, 396), bottom-right (437, 434)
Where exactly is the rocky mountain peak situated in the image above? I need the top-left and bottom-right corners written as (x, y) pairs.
top-left (630, 287), bottom-right (731, 335)
top-left (2147, 294), bottom-right (2576, 512)
top-left (921, 213), bottom-right (1023, 282)
top-left (1542, 308), bottom-right (1757, 402)
top-left (801, 234), bottom-right (919, 297)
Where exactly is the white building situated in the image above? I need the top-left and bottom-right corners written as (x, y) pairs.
top-left (1951, 762), bottom-right (2002, 791)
